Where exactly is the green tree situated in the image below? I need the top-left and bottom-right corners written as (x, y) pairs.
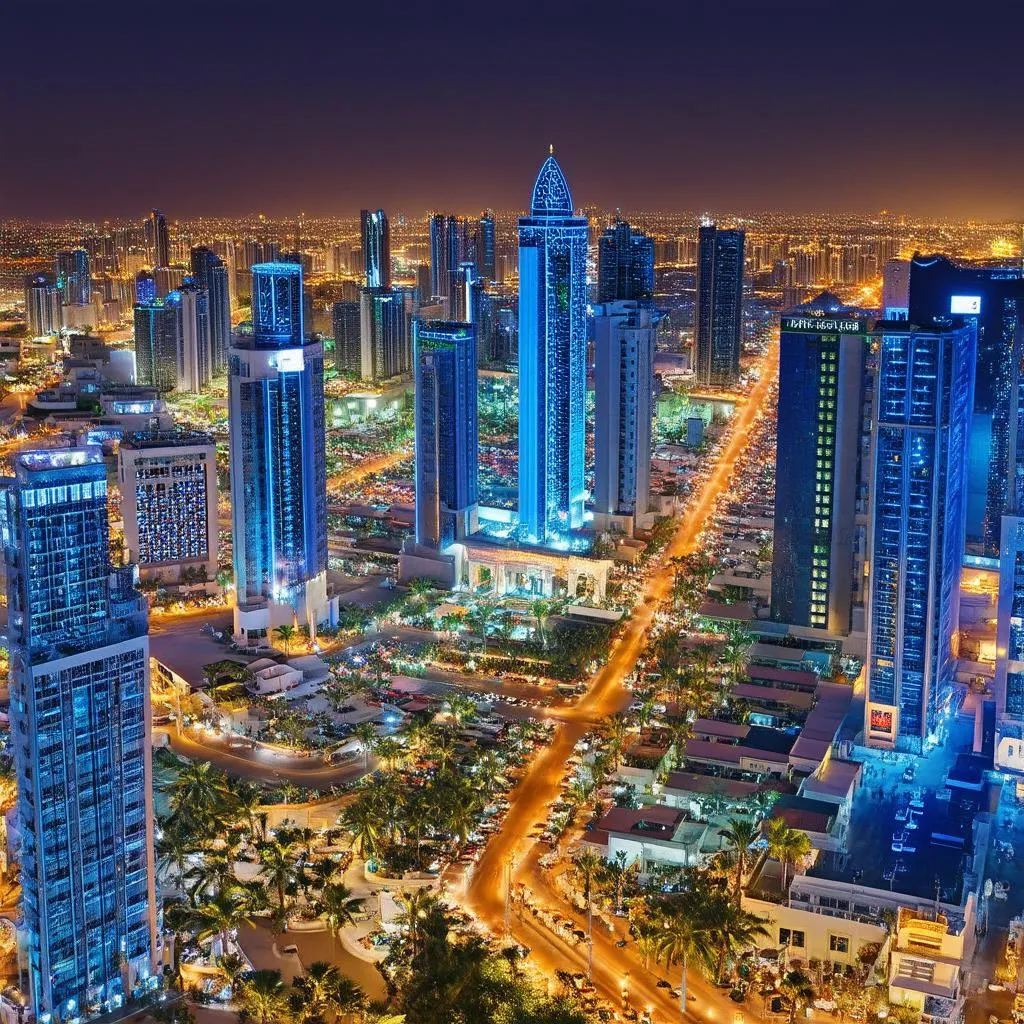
top-left (779, 968), bottom-right (815, 1024)
top-left (718, 817), bottom-right (761, 904)
top-left (190, 884), bottom-right (254, 957)
top-left (652, 893), bottom-right (718, 1019)
top-left (274, 623), bottom-right (298, 657)
top-left (239, 969), bottom-right (291, 1024)
top-left (767, 819), bottom-right (812, 890)
top-left (257, 836), bottom-right (299, 912)
top-left (317, 883), bottom-right (365, 956)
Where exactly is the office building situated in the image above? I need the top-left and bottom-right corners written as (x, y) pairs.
top-left (134, 293), bottom-right (183, 394)
top-left (119, 430), bottom-right (218, 588)
top-left (882, 259), bottom-right (910, 319)
top-left (597, 220), bottom-right (655, 303)
top-left (359, 286), bottom-right (414, 380)
top-left (228, 263), bottom-right (334, 643)
top-left (55, 248), bottom-right (91, 306)
top-left (429, 213), bottom-right (467, 314)
top-left (24, 273), bottom-right (63, 337)
top-left (476, 213), bottom-right (496, 281)
top-left (360, 208), bottom-right (391, 289)
top-left (518, 151), bottom-right (588, 544)
top-left (190, 246), bottom-right (231, 373)
top-left (0, 448), bottom-right (157, 1020)
top-left (147, 208), bottom-right (170, 268)
top-left (178, 279), bottom-right (211, 392)
top-left (770, 295), bottom-right (869, 635)
top-left (135, 270), bottom-right (156, 305)
top-left (412, 320), bottom-right (479, 549)
top-left (592, 300), bottom-right (656, 535)
top-left (332, 300), bottom-right (361, 374)
top-left (865, 320), bottom-right (976, 752)
top-left (694, 223), bottom-right (745, 386)
top-left (908, 254), bottom-right (1024, 555)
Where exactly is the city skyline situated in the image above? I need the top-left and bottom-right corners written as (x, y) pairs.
top-left (4, 2), bottom-right (1024, 220)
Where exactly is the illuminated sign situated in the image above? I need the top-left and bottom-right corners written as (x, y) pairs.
top-left (781, 316), bottom-right (867, 334)
top-left (869, 708), bottom-right (894, 734)
top-left (950, 295), bottom-right (981, 315)
top-left (275, 349), bottom-right (305, 372)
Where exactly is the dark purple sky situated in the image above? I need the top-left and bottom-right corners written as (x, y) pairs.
top-left (5, 0), bottom-right (1023, 220)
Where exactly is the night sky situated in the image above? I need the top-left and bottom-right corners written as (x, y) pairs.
top-left (4, 0), bottom-right (1023, 220)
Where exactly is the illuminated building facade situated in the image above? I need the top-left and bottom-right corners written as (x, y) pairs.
top-left (771, 295), bottom-right (869, 635)
top-left (360, 208), bottom-right (391, 289)
top-left (147, 208), bottom-right (169, 268)
top-left (476, 213), bottom-right (496, 281)
top-left (24, 273), bottom-right (63, 337)
top-left (190, 246), bottom-right (231, 373)
top-left (135, 270), bottom-right (156, 305)
top-left (695, 223), bottom-right (745, 386)
top-left (332, 300), bottom-right (361, 374)
top-left (134, 293), bottom-right (183, 394)
top-left (592, 300), bottom-right (656, 534)
top-left (908, 254), bottom-right (1024, 555)
top-left (178, 278), bottom-right (211, 392)
top-left (429, 213), bottom-right (467, 315)
top-left (55, 248), bottom-right (91, 306)
top-left (517, 152), bottom-right (588, 544)
top-left (0, 448), bottom-right (157, 1021)
top-left (358, 286), bottom-right (414, 380)
top-left (865, 320), bottom-right (976, 752)
top-left (119, 430), bottom-right (218, 586)
top-left (994, 514), bottom-right (1024, 772)
top-left (412, 320), bottom-right (478, 549)
top-left (228, 263), bottom-right (334, 643)
top-left (597, 220), bottom-right (655, 303)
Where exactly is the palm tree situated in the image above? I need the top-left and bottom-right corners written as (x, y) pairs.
top-left (708, 896), bottom-right (769, 985)
top-left (165, 760), bottom-right (229, 830)
top-left (190, 884), bottom-right (254, 958)
top-left (779, 968), bottom-right (815, 1024)
top-left (471, 599), bottom-right (498, 652)
top-left (598, 850), bottom-right (635, 915)
top-left (444, 693), bottom-right (478, 728)
top-left (240, 969), bottom-right (291, 1024)
top-left (351, 722), bottom-right (378, 769)
top-left (531, 598), bottom-right (553, 649)
top-left (340, 800), bottom-right (381, 860)
top-left (317, 883), bottom-right (365, 955)
top-left (766, 819), bottom-right (812, 890)
top-left (162, 899), bottom-right (194, 985)
top-left (291, 960), bottom-right (340, 1022)
top-left (274, 623), bottom-right (298, 657)
top-left (653, 895), bottom-right (718, 1020)
top-left (718, 817), bottom-right (761, 904)
top-left (257, 836), bottom-right (299, 913)
top-left (396, 887), bottom-right (438, 958)
top-left (215, 952), bottom-right (248, 998)
top-left (572, 848), bottom-right (602, 980)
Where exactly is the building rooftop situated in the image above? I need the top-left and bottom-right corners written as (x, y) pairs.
top-left (598, 804), bottom-right (685, 838)
top-left (120, 429), bottom-right (215, 450)
top-left (770, 794), bottom-right (838, 836)
top-left (530, 153), bottom-right (574, 216)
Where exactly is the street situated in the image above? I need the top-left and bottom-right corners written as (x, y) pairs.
top-left (463, 336), bottom-right (779, 1021)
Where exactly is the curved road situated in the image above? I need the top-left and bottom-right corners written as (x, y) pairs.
top-left (464, 338), bottom-right (779, 1021)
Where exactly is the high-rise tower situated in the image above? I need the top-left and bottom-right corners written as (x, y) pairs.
top-left (147, 209), bottom-right (170, 268)
top-left (0, 448), bottom-right (157, 1020)
top-left (24, 273), bottom-right (63, 336)
top-left (55, 248), bottom-right (91, 306)
top-left (190, 246), bottom-right (231, 374)
top-left (597, 220), bottom-right (655, 303)
top-left (360, 209), bottom-right (391, 289)
top-left (694, 223), bottom-right (745, 386)
top-left (517, 151), bottom-right (588, 544)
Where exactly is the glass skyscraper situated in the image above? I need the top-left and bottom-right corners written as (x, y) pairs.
top-left (332, 299), bottom-right (361, 375)
top-left (429, 214), bottom-right (467, 315)
top-left (360, 209), bottom-right (391, 289)
top-left (865, 319), bottom-right (976, 752)
top-left (694, 223), bottom-right (745, 387)
top-left (517, 152), bottom-right (588, 544)
top-left (24, 273), bottom-right (63, 337)
top-left (597, 220), bottom-right (655, 303)
top-left (190, 246), bottom-right (231, 374)
top-left (229, 263), bottom-right (332, 643)
top-left (413, 320), bottom-right (478, 549)
top-left (358, 286), bottom-right (414, 380)
top-left (476, 213), bottom-right (496, 282)
top-left (0, 448), bottom-right (157, 1020)
top-left (134, 293), bottom-right (183, 394)
top-left (771, 295), bottom-right (869, 635)
top-left (147, 208), bottom-right (169, 268)
top-left (55, 248), bottom-right (92, 306)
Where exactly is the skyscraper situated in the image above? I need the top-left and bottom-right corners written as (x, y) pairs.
top-left (770, 295), bottom-right (869, 635)
top-left (694, 223), bottom-right (745, 386)
top-left (147, 208), bottom-right (170, 268)
top-left (332, 300), bottom-right (361, 374)
top-left (134, 293), bottom-right (183, 394)
top-left (907, 254), bottom-right (1024, 555)
top-left (190, 246), bottom-right (232, 374)
top-left (119, 430), bottom-right (219, 587)
top-left (994, 515), bottom-right (1024, 771)
top-left (178, 278), bottom-right (212, 392)
top-left (229, 263), bottom-right (333, 643)
top-left (597, 220), bottom-right (655, 303)
top-left (592, 300), bottom-right (656, 534)
top-left (24, 273), bottom-right (63, 336)
top-left (865, 319), bottom-right (976, 752)
top-left (412, 320), bottom-right (479, 549)
top-left (518, 151), bottom-right (588, 544)
top-left (476, 212), bottom-right (496, 281)
top-left (55, 248), bottom-right (92, 306)
top-left (429, 213), bottom-right (467, 314)
top-left (360, 208), bottom-right (391, 289)
top-left (358, 286), bottom-right (414, 380)
top-left (0, 448), bottom-right (157, 1020)
top-left (135, 269), bottom-right (157, 305)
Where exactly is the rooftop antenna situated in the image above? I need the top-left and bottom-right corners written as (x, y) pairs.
top-left (549, 143), bottom-right (554, 156)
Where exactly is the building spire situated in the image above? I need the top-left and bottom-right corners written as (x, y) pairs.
top-left (549, 143), bottom-right (554, 155)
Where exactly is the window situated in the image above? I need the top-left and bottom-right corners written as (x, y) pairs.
top-left (779, 928), bottom-right (805, 948)
top-left (829, 934), bottom-right (849, 954)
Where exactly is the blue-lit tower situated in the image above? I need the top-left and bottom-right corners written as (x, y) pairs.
top-left (360, 209), bottom-right (391, 289)
top-left (429, 214), bottom-right (467, 315)
top-left (0, 448), bottom-right (157, 1020)
top-left (134, 293), bottom-right (184, 394)
top-left (695, 223), bottom-right (745, 386)
top-left (228, 263), bottom-right (334, 644)
top-left (518, 151), bottom-right (588, 544)
top-left (865, 319), bottom-right (976, 752)
top-left (597, 220), bottom-right (655, 303)
top-left (190, 246), bottom-right (232, 374)
top-left (476, 213), bottom-right (496, 282)
top-left (413, 320), bottom-right (479, 549)
top-left (55, 248), bottom-right (91, 306)
top-left (135, 269), bottom-right (157, 305)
